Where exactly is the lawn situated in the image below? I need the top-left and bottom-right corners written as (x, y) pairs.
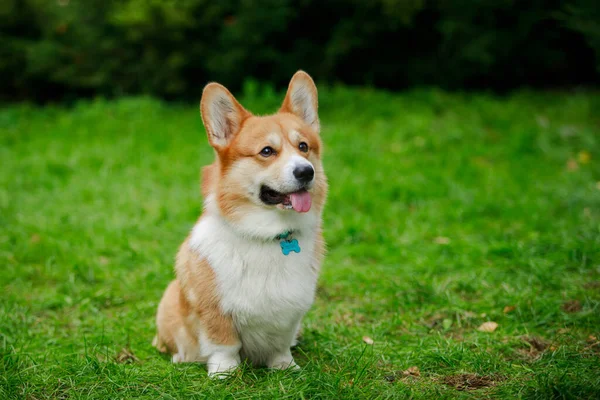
top-left (1, 86), bottom-right (599, 399)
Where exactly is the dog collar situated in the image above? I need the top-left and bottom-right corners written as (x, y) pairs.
top-left (277, 231), bottom-right (301, 255)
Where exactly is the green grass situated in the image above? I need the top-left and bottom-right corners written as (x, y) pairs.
top-left (1, 86), bottom-right (599, 399)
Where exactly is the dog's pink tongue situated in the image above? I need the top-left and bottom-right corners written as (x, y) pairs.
top-left (290, 191), bottom-right (312, 213)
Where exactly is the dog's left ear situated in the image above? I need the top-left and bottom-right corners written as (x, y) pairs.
top-left (200, 83), bottom-right (251, 150)
top-left (280, 71), bottom-right (319, 133)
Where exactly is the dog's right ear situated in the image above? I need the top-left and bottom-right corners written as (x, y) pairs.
top-left (200, 83), bottom-right (250, 149)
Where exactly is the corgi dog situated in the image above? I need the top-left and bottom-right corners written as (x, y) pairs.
top-left (153, 71), bottom-right (327, 378)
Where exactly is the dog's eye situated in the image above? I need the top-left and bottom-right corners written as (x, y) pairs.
top-left (298, 142), bottom-right (309, 153)
top-left (260, 146), bottom-right (275, 157)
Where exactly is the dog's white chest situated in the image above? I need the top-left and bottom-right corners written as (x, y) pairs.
top-left (190, 216), bottom-right (318, 357)
top-left (219, 252), bottom-right (317, 325)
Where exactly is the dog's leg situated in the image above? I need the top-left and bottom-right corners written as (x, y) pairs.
top-left (176, 245), bottom-right (242, 378)
top-left (268, 322), bottom-right (301, 370)
top-left (190, 313), bottom-right (241, 378)
top-left (290, 321), bottom-right (302, 347)
top-left (199, 329), bottom-right (241, 378)
top-left (155, 280), bottom-right (201, 361)
top-left (205, 342), bottom-right (242, 378)
top-left (267, 348), bottom-right (299, 370)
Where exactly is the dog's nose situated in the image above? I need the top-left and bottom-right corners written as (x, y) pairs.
top-left (293, 165), bottom-right (314, 183)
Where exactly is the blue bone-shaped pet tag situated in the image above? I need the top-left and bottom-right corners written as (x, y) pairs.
top-left (280, 239), bottom-right (301, 255)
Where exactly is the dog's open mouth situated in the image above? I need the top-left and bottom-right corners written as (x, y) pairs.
top-left (260, 186), bottom-right (312, 213)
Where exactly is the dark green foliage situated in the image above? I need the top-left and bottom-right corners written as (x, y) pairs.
top-left (0, 0), bottom-right (599, 101)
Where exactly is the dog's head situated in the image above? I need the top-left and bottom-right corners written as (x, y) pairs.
top-left (200, 71), bottom-right (327, 238)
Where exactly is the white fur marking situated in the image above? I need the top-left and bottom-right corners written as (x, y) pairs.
top-left (199, 329), bottom-right (242, 378)
top-left (283, 155), bottom-right (314, 188)
top-left (268, 348), bottom-right (299, 370)
top-left (268, 133), bottom-right (281, 149)
top-left (291, 85), bottom-right (318, 131)
top-left (189, 210), bottom-right (319, 366)
top-left (289, 129), bottom-right (301, 143)
top-left (208, 92), bottom-right (238, 147)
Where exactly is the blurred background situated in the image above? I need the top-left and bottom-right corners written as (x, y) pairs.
top-left (1, 0), bottom-right (598, 102)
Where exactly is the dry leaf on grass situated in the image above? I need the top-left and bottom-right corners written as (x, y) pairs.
top-left (115, 348), bottom-right (139, 364)
top-left (566, 159), bottom-right (578, 171)
top-left (442, 374), bottom-right (498, 391)
top-left (362, 336), bottom-right (374, 345)
top-left (402, 366), bottom-right (421, 377)
top-left (562, 300), bottom-right (582, 313)
top-left (585, 335), bottom-right (600, 352)
top-left (30, 234), bottom-right (41, 243)
top-left (477, 321), bottom-right (498, 333)
top-left (503, 305), bottom-right (515, 314)
top-left (522, 336), bottom-right (548, 352)
top-left (518, 336), bottom-right (550, 360)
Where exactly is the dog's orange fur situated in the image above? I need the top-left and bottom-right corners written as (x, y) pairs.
top-left (154, 239), bottom-right (240, 360)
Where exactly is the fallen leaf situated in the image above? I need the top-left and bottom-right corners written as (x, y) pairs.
top-left (566, 159), bottom-right (578, 171)
top-left (115, 348), bottom-right (139, 364)
top-left (585, 338), bottom-right (600, 353)
top-left (30, 234), bottom-right (41, 244)
top-left (503, 305), bottom-right (515, 314)
top-left (477, 321), bottom-right (498, 333)
top-left (522, 336), bottom-right (548, 352)
top-left (562, 300), bottom-right (582, 313)
top-left (434, 236), bottom-right (451, 245)
top-left (362, 336), bottom-right (374, 345)
top-left (578, 151), bottom-right (591, 164)
top-left (441, 374), bottom-right (498, 391)
top-left (402, 366), bottom-right (421, 377)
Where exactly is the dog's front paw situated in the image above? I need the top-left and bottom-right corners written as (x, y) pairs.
top-left (268, 351), bottom-right (300, 371)
top-left (207, 368), bottom-right (236, 379)
top-left (207, 353), bottom-right (240, 379)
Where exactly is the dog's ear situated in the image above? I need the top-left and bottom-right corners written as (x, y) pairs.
top-left (280, 71), bottom-right (319, 133)
top-left (200, 83), bottom-right (251, 149)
